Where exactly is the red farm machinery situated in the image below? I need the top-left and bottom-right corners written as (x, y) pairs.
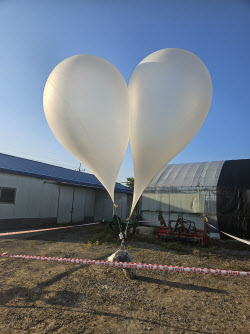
top-left (158, 216), bottom-right (208, 245)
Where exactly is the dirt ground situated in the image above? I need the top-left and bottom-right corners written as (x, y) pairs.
top-left (0, 224), bottom-right (249, 334)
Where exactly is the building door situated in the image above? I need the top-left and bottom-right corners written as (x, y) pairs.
top-left (102, 198), bottom-right (113, 220)
top-left (57, 186), bottom-right (74, 224)
top-left (72, 188), bottom-right (85, 223)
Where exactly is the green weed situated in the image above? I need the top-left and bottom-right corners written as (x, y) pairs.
top-left (127, 245), bottom-right (133, 251)
top-left (86, 240), bottom-right (92, 250)
top-left (89, 231), bottom-right (113, 244)
top-left (193, 249), bottom-right (200, 256)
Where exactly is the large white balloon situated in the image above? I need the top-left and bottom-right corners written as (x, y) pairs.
top-left (128, 48), bottom-right (212, 217)
top-left (43, 55), bottom-right (129, 203)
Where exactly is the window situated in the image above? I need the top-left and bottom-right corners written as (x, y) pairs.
top-left (0, 187), bottom-right (16, 204)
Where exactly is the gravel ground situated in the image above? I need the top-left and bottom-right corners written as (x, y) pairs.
top-left (0, 224), bottom-right (249, 333)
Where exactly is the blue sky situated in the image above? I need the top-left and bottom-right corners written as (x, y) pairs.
top-left (0, 0), bottom-right (249, 183)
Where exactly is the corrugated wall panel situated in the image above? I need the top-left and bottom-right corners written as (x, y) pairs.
top-left (0, 172), bottom-right (59, 220)
top-left (84, 189), bottom-right (95, 221)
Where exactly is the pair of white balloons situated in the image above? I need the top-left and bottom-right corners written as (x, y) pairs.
top-left (43, 48), bottom-right (212, 218)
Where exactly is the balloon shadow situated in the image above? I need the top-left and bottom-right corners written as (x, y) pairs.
top-left (138, 276), bottom-right (227, 294)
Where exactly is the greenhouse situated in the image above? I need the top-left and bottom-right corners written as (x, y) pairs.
top-left (140, 160), bottom-right (250, 239)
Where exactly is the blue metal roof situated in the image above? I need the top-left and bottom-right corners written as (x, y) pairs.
top-left (0, 153), bottom-right (133, 194)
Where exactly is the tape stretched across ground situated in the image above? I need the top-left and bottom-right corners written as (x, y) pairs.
top-left (0, 253), bottom-right (249, 277)
top-left (0, 222), bottom-right (100, 237)
top-left (208, 224), bottom-right (250, 246)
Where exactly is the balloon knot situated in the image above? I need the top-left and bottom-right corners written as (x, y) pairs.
top-left (114, 204), bottom-right (118, 208)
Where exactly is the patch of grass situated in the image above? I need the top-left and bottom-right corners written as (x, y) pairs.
top-left (131, 233), bottom-right (186, 252)
top-left (208, 252), bottom-right (218, 261)
top-left (209, 238), bottom-right (249, 251)
top-left (230, 262), bottom-right (247, 271)
top-left (161, 241), bottom-right (184, 252)
top-left (133, 233), bottom-right (158, 244)
top-left (86, 241), bottom-right (92, 250)
top-left (127, 245), bottom-right (133, 251)
top-left (110, 242), bottom-right (119, 248)
top-left (209, 245), bottom-right (216, 253)
top-left (88, 230), bottom-right (116, 245)
top-left (134, 250), bottom-right (146, 258)
top-left (222, 240), bottom-right (249, 251)
top-left (193, 249), bottom-right (200, 257)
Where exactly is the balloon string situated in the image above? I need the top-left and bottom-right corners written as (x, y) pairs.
top-left (113, 204), bottom-right (123, 240)
top-left (124, 220), bottom-right (130, 238)
top-left (124, 211), bottom-right (133, 239)
top-left (113, 204), bottom-right (127, 250)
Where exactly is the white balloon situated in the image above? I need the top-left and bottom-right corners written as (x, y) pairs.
top-left (128, 48), bottom-right (212, 217)
top-left (43, 55), bottom-right (129, 203)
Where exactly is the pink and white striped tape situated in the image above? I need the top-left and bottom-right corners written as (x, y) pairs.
top-left (0, 253), bottom-right (249, 277)
top-left (0, 222), bottom-right (100, 237)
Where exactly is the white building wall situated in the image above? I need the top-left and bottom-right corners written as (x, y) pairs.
top-left (0, 172), bottom-right (130, 227)
top-left (0, 172), bottom-right (59, 220)
top-left (57, 186), bottom-right (74, 224)
top-left (114, 192), bottom-right (128, 221)
top-left (0, 173), bottom-right (19, 218)
top-left (94, 190), bottom-right (113, 221)
top-left (84, 188), bottom-right (95, 219)
top-left (57, 186), bottom-right (96, 224)
top-left (72, 187), bottom-right (86, 223)
top-left (94, 190), bottom-right (128, 221)
top-left (39, 182), bottom-right (59, 218)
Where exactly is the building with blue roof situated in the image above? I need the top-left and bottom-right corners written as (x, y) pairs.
top-left (0, 153), bottom-right (133, 229)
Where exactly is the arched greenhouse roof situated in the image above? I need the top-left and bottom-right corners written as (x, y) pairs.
top-left (147, 161), bottom-right (225, 189)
